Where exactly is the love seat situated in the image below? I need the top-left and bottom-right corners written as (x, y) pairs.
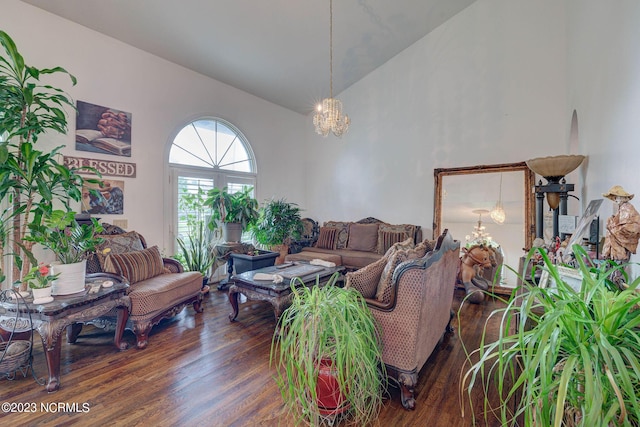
top-left (345, 229), bottom-right (459, 409)
top-left (285, 217), bottom-right (422, 270)
top-left (85, 224), bottom-right (204, 349)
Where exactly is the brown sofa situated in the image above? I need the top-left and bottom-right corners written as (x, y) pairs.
top-left (345, 229), bottom-right (459, 409)
top-left (84, 225), bottom-right (204, 349)
top-left (285, 217), bottom-right (422, 270)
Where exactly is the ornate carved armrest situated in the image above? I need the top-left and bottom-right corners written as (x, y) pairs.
top-left (162, 258), bottom-right (184, 273)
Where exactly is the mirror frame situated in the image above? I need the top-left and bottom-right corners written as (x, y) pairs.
top-left (433, 161), bottom-right (536, 250)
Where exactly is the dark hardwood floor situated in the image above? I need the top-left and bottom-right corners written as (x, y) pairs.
top-left (0, 287), bottom-right (507, 426)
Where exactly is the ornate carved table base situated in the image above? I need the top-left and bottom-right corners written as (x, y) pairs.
top-left (0, 273), bottom-right (130, 392)
top-left (37, 296), bottom-right (130, 392)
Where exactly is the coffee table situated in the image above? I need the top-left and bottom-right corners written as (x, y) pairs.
top-left (228, 263), bottom-right (344, 321)
top-left (0, 273), bottom-right (130, 392)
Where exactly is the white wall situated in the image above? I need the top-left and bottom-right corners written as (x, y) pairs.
top-left (566, 0), bottom-right (640, 268)
top-left (305, 0), bottom-right (568, 239)
top-left (2, 0), bottom-right (308, 255)
top-left (6, 0), bottom-right (640, 277)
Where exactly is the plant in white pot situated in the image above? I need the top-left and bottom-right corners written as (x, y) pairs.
top-left (22, 263), bottom-right (58, 304)
top-left (26, 210), bottom-right (104, 295)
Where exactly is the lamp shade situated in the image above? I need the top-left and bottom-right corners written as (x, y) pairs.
top-left (526, 155), bottom-right (585, 182)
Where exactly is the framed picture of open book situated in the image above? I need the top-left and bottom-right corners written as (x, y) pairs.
top-left (76, 100), bottom-right (132, 157)
top-left (81, 179), bottom-right (125, 215)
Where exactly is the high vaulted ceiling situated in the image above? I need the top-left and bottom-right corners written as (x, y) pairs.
top-left (22, 0), bottom-right (476, 114)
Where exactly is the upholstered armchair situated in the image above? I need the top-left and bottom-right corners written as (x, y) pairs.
top-left (345, 230), bottom-right (460, 410)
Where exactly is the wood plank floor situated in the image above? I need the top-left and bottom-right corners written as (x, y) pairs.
top-left (0, 287), bottom-right (508, 426)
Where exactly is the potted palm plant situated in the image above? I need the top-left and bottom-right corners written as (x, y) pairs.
top-left (251, 198), bottom-right (303, 264)
top-left (461, 245), bottom-right (640, 426)
top-left (0, 30), bottom-right (97, 293)
top-left (205, 186), bottom-right (259, 243)
top-left (271, 274), bottom-right (385, 426)
top-left (26, 210), bottom-right (104, 295)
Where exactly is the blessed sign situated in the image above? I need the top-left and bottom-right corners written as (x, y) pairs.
top-left (63, 156), bottom-right (136, 178)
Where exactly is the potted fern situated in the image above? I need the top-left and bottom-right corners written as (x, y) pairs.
top-left (270, 274), bottom-right (385, 426)
top-left (461, 245), bottom-right (640, 426)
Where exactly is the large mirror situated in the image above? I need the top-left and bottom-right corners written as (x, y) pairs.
top-left (433, 162), bottom-right (535, 290)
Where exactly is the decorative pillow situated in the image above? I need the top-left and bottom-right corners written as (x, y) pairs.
top-left (377, 224), bottom-right (417, 254)
top-left (346, 223), bottom-right (380, 252)
top-left (96, 231), bottom-right (144, 270)
top-left (377, 231), bottom-right (409, 255)
top-left (316, 227), bottom-right (337, 250)
top-left (103, 245), bottom-right (165, 284)
top-left (375, 249), bottom-right (409, 303)
top-left (383, 237), bottom-right (415, 257)
top-left (409, 238), bottom-right (437, 259)
top-left (324, 221), bottom-right (350, 249)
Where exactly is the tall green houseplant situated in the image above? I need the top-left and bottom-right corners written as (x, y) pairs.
top-left (252, 198), bottom-right (302, 263)
top-left (461, 245), bottom-right (640, 426)
top-left (271, 275), bottom-right (385, 426)
top-left (175, 186), bottom-right (217, 280)
top-left (0, 30), bottom-right (91, 288)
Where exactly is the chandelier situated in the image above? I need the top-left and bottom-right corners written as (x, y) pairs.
top-left (490, 173), bottom-right (506, 224)
top-left (313, 0), bottom-right (350, 137)
top-left (468, 209), bottom-right (492, 243)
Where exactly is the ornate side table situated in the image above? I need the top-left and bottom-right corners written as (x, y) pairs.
top-left (0, 273), bottom-right (130, 392)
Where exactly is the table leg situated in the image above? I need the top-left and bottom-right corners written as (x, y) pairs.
top-left (37, 325), bottom-right (63, 393)
top-left (114, 306), bottom-right (129, 350)
top-left (228, 286), bottom-right (239, 321)
top-left (66, 323), bottom-right (83, 344)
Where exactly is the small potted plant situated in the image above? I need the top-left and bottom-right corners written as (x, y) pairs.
top-left (461, 245), bottom-right (640, 426)
top-left (205, 186), bottom-right (259, 242)
top-left (26, 210), bottom-right (104, 295)
top-left (251, 198), bottom-right (303, 264)
top-left (270, 274), bottom-right (385, 425)
top-left (22, 263), bottom-right (59, 304)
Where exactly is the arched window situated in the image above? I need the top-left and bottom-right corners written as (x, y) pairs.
top-left (168, 118), bottom-right (257, 244)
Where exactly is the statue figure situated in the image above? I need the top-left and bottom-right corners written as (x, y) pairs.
top-left (602, 185), bottom-right (640, 263)
top-left (457, 244), bottom-right (496, 304)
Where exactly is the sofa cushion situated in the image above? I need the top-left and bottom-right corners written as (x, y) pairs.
top-left (127, 271), bottom-right (203, 317)
top-left (347, 223), bottom-right (380, 252)
top-left (324, 221), bottom-right (350, 249)
top-left (95, 231), bottom-right (144, 270)
top-left (377, 223), bottom-right (418, 254)
top-left (317, 227), bottom-right (337, 250)
top-left (104, 245), bottom-right (165, 284)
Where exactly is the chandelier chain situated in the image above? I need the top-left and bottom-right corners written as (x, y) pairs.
top-left (329, 0), bottom-right (333, 98)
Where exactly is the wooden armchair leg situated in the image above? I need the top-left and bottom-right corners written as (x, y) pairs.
top-left (398, 371), bottom-right (418, 410)
top-left (133, 321), bottom-right (152, 349)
